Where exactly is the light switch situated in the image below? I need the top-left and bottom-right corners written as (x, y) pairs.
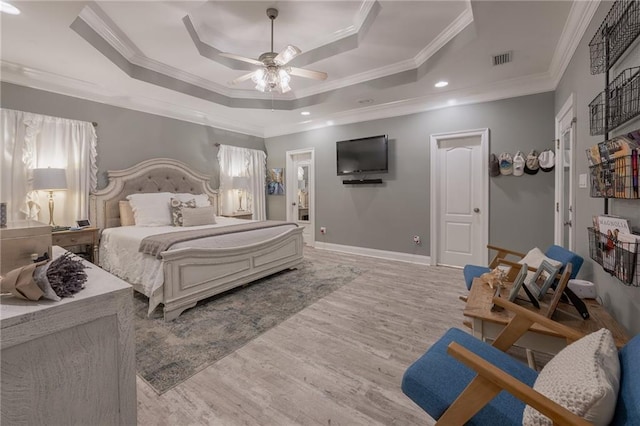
top-left (579, 173), bottom-right (588, 188)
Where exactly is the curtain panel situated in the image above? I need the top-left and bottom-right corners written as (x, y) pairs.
top-left (1, 108), bottom-right (97, 225)
top-left (217, 145), bottom-right (266, 220)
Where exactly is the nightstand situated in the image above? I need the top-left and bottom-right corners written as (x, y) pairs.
top-left (51, 227), bottom-right (99, 264)
top-left (221, 212), bottom-right (253, 220)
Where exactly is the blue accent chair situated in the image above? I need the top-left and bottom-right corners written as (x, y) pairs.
top-left (463, 244), bottom-right (584, 290)
top-left (402, 297), bottom-right (639, 425)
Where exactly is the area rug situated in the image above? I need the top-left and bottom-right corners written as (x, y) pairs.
top-left (134, 258), bottom-right (362, 394)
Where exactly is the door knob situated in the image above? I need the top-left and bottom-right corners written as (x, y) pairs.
top-left (292, 202), bottom-right (297, 206)
top-left (473, 208), bottom-right (480, 213)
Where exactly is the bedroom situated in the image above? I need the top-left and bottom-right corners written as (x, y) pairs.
top-left (1, 0), bottom-right (639, 424)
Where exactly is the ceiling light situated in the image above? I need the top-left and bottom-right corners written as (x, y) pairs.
top-left (435, 81), bottom-right (449, 88)
top-left (300, 111), bottom-right (311, 116)
top-left (326, 120), bottom-right (334, 126)
top-left (0, 1), bottom-right (20, 15)
top-left (447, 99), bottom-right (457, 106)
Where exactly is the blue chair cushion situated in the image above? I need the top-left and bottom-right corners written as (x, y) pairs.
top-left (612, 334), bottom-right (640, 426)
top-left (545, 245), bottom-right (583, 280)
top-left (463, 265), bottom-right (490, 290)
top-left (402, 328), bottom-right (538, 425)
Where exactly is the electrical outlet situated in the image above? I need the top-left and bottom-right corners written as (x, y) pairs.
top-left (413, 235), bottom-right (421, 245)
top-left (320, 226), bottom-right (327, 234)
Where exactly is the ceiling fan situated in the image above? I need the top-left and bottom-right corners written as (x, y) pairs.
top-left (219, 8), bottom-right (328, 94)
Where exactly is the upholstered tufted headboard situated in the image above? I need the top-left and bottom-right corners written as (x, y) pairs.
top-left (90, 158), bottom-right (219, 230)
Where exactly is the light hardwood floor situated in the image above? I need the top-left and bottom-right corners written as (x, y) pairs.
top-left (137, 247), bottom-right (465, 425)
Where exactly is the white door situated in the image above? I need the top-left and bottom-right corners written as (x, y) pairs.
top-left (430, 129), bottom-right (489, 267)
top-left (555, 95), bottom-right (575, 250)
top-left (286, 149), bottom-right (315, 246)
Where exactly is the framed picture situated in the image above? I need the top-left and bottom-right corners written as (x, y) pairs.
top-left (76, 219), bottom-right (91, 228)
top-left (267, 168), bottom-right (285, 195)
top-left (527, 260), bottom-right (561, 300)
top-left (507, 263), bottom-right (529, 302)
top-left (545, 266), bottom-right (572, 319)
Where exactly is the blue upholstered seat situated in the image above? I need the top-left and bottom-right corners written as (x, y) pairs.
top-left (463, 245), bottom-right (584, 290)
top-left (402, 329), bottom-right (640, 425)
top-left (402, 328), bottom-right (537, 425)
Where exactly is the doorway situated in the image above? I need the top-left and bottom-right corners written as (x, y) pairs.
top-left (555, 94), bottom-right (575, 251)
top-left (286, 148), bottom-right (315, 246)
top-left (430, 129), bottom-right (489, 267)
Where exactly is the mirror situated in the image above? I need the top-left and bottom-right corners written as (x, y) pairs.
top-left (297, 165), bottom-right (309, 221)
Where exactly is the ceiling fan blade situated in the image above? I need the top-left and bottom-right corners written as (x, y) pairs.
top-left (274, 45), bottom-right (302, 66)
top-left (219, 52), bottom-right (263, 66)
top-left (289, 67), bottom-right (328, 81)
top-left (231, 71), bottom-right (258, 85)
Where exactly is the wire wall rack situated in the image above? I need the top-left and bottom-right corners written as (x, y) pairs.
top-left (590, 66), bottom-right (640, 136)
top-left (590, 0), bottom-right (640, 75)
top-left (588, 227), bottom-right (640, 286)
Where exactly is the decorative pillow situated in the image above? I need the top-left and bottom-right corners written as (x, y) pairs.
top-left (173, 193), bottom-right (211, 208)
top-left (518, 247), bottom-right (563, 281)
top-left (522, 328), bottom-right (620, 426)
top-left (170, 197), bottom-right (196, 226)
top-left (182, 206), bottom-right (217, 227)
top-left (126, 192), bottom-right (173, 226)
top-left (119, 201), bottom-right (135, 226)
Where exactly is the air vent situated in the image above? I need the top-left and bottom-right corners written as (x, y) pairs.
top-left (492, 51), bottom-right (512, 66)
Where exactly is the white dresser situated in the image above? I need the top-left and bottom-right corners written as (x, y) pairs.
top-left (0, 246), bottom-right (137, 425)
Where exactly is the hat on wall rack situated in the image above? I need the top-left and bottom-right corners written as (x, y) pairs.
top-left (524, 149), bottom-right (540, 175)
top-left (513, 151), bottom-right (525, 176)
top-left (538, 149), bottom-right (555, 172)
top-left (499, 152), bottom-right (513, 175)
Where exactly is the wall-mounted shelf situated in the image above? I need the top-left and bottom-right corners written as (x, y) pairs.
top-left (342, 179), bottom-right (383, 185)
top-left (589, 66), bottom-right (640, 135)
top-left (588, 227), bottom-right (639, 286)
top-left (589, 0), bottom-right (640, 75)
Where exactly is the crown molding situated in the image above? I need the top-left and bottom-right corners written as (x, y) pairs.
top-left (414, 1), bottom-right (474, 66)
top-left (548, 0), bottom-right (600, 86)
top-left (0, 61), bottom-right (264, 138)
top-left (264, 72), bottom-right (555, 138)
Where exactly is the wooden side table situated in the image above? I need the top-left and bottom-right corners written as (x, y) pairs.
top-left (221, 212), bottom-right (253, 220)
top-left (51, 227), bottom-right (99, 264)
top-left (463, 277), bottom-right (629, 366)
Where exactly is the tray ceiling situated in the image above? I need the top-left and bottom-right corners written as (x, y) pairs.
top-left (0, 1), bottom-right (595, 137)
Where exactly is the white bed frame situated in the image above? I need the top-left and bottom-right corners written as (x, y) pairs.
top-left (90, 158), bottom-right (304, 321)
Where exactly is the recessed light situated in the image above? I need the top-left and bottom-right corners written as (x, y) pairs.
top-left (326, 120), bottom-right (334, 126)
top-left (435, 81), bottom-right (449, 88)
top-left (447, 99), bottom-right (457, 106)
top-left (300, 111), bottom-right (310, 116)
top-left (0, 1), bottom-right (20, 15)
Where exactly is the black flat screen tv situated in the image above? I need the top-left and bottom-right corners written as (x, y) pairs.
top-left (336, 134), bottom-right (388, 175)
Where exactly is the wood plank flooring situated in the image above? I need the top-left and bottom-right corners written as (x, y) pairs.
top-left (137, 247), bottom-right (465, 425)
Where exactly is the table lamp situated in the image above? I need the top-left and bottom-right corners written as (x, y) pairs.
top-left (232, 176), bottom-right (249, 211)
top-left (32, 167), bottom-right (67, 226)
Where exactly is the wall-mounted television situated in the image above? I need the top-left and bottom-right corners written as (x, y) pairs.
top-left (336, 134), bottom-right (388, 175)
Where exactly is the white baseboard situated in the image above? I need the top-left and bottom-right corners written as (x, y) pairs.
top-left (314, 242), bottom-right (431, 265)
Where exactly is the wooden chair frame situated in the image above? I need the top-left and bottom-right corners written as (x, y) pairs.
top-left (436, 296), bottom-right (591, 426)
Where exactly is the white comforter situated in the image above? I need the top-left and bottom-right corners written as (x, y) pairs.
top-left (99, 217), bottom-right (296, 314)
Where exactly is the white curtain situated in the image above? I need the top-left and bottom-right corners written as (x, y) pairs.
top-left (1, 108), bottom-right (97, 225)
top-left (217, 144), bottom-right (266, 220)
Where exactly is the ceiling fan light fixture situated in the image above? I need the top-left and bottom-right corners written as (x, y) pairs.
top-left (275, 45), bottom-right (301, 66)
top-left (435, 81), bottom-right (449, 88)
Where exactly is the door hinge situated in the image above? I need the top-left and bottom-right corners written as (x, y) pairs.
top-left (556, 139), bottom-right (560, 149)
top-left (556, 202), bottom-right (559, 212)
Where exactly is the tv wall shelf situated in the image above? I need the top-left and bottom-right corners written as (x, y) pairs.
top-left (342, 179), bottom-right (383, 185)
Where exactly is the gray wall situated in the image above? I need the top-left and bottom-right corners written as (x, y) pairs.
top-left (265, 92), bottom-right (556, 257)
top-left (0, 82), bottom-right (265, 189)
top-left (555, 1), bottom-right (640, 336)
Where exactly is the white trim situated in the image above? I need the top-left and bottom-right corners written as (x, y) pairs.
top-left (286, 148), bottom-right (316, 247)
top-left (554, 93), bottom-right (575, 249)
top-left (429, 128), bottom-right (489, 267)
top-left (315, 242), bottom-right (430, 265)
top-left (548, 0), bottom-right (601, 86)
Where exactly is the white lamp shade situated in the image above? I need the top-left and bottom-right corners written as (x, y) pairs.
top-left (32, 168), bottom-right (67, 191)
top-left (232, 176), bottom-right (249, 190)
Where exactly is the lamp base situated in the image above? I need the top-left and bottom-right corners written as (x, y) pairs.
top-left (48, 191), bottom-right (56, 227)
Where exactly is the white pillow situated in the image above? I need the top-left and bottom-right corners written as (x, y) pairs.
top-left (126, 192), bottom-right (173, 226)
top-left (173, 193), bottom-right (211, 208)
top-left (182, 206), bottom-right (216, 227)
top-left (518, 248), bottom-right (563, 281)
top-left (522, 328), bottom-right (620, 426)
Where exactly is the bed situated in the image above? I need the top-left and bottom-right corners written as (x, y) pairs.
top-left (90, 158), bottom-right (304, 321)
